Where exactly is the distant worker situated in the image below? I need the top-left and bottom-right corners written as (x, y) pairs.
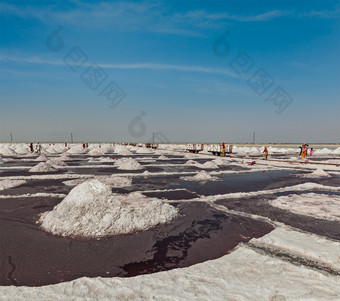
top-left (29, 143), bottom-right (34, 153)
top-left (310, 148), bottom-right (314, 156)
top-left (301, 144), bottom-right (308, 158)
top-left (36, 143), bottom-right (42, 154)
top-left (221, 142), bottom-right (226, 156)
top-left (263, 147), bottom-right (268, 160)
top-left (299, 145), bottom-right (303, 156)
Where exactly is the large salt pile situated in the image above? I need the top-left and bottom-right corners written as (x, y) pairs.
top-left (114, 157), bottom-right (145, 170)
top-left (29, 162), bottom-right (59, 173)
top-left (0, 179), bottom-right (27, 191)
top-left (182, 170), bottom-right (219, 182)
top-left (39, 179), bottom-right (179, 238)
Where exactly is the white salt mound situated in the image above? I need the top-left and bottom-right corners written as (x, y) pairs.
top-left (59, 152), bottom-right (71, 161)
top-left (29, 162), bottom-right (59, 173)
top-left (0, 147), bottom-right (17, 156)
top-left (35, 154), bottom-right (48, 162)
top-left (157, 155), bottom-right (168, 160)
top-left (118, 149), bottom-right (133, 156)
top-left (182, 170), bottom-right (219, 182)
top-left (114, 145), bottom-right (133, 156)
top-left (114, 157), bottom-right (144, 170)
top-left (14, 146), bottom-right (30, 154)
top-left (212, 158), bottom-right (229, 166)
top-left (310, 168), bottom-right (330, 178)
top-left (198, 161), bottom-right (218, 169)
top-left (0, 179), bottom-right (27, 191)
top-left (39, 179), bottom-right (179, 238)
top-left (67, 147), bottom-right (86, 154)
top-left (136, 148), bottom-right (152, 154)
top-left (47, 159), bottom-right (68, 167)
top-left (103, 146), bottom-right (114, 154)
top-left (88, 149), bottom-right (104, 156)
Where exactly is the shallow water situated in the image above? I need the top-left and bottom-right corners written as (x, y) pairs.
top-left (0, 199), bottom-right (273, 286)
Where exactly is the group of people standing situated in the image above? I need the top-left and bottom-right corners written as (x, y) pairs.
top-left (299, 144), bottom-right (313, 158)
top-left (221, 142), bottom-right (233, 156)
top-left (29, 143), bottom-right (42, 154)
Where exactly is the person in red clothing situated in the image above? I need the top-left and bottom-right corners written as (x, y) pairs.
top-left (263, 147), bottom-right (268, 160)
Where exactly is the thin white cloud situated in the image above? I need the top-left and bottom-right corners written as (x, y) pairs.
top-left (0, 55), bottom-right (238, 77)
top-left (298, 8), bottom-right (340, 19)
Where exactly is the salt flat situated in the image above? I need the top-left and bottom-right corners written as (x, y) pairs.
top-left (0, 143), bottom-right (339, 300)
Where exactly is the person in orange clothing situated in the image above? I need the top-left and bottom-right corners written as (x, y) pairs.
top-left (221, 142), bottom-right (226, 156)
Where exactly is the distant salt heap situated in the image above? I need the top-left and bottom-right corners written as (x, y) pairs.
top-left (35, 154), bottom-right (48, 161)
top-left (185, 160), bottom-right (218, 169)
top-left (67, 147), bottom-right (86, 155)
top-left (29, 162), bottom-right (59, 173)
top-left (88, 149), bottom-right (104, 156)
top-left (310, 168), bottom-right (331, 178)
top-left (0, 146), bottom-right (17, 156)
top-left (59, 152), bottom-right (71, 161)
top-left (47, 159), bottom-right (68, 167)
top-left (212, 158), bottom-right (229, 166)
top-left (158, 155), bottom-right (168, 160)
top-left (39, 179), bottom-right (179, 238)
top-left (199, 161), bottom-right (218, 169)
top-left (114, 157), bottom-right (144, 170)
top-left (14, 146), bottom-right (30, 154)
top-left (120, 150), bottom-right (133, 156)
top-left (114, 145), bottom-right (133, 156)
top-left (0, 179), bottom-right (27, 191)
top-left (135, 148), bottom-right (153, 154)
top-left (182, 170), bottom-right (219, 182)
top-left (102, 146), bottom-right (114, 154)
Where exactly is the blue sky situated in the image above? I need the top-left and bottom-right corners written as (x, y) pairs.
top-left (0, 0), bottom-right (339, 143)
